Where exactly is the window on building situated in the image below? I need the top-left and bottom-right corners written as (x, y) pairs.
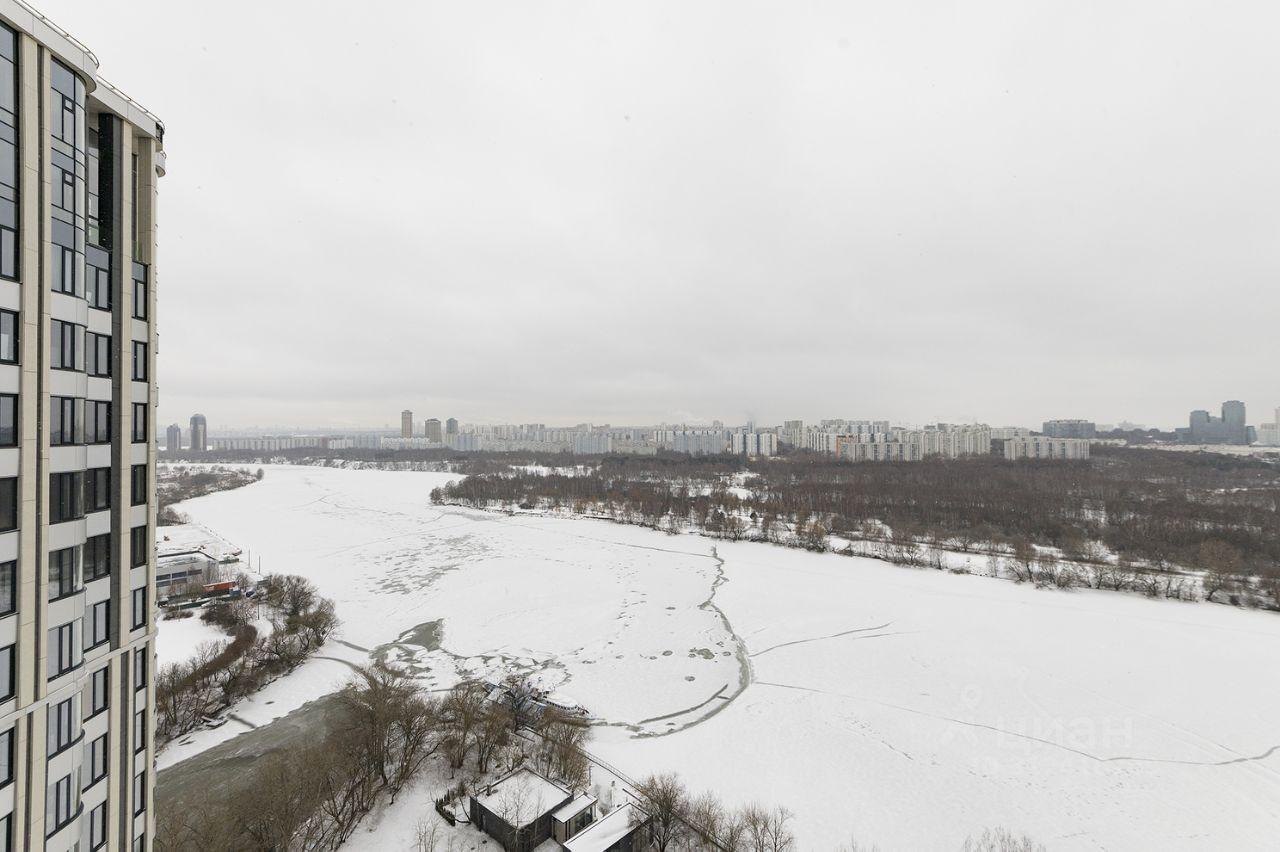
top-left (131, 525), bottom-right (148, 568)
top-left (85, 468), bottom-right (111, 513)
top-left (48, 546), bottom-right (79, 600)
top-left (0, 726), bottom-right (12, 786)
top-left (85, 533), bottom-right (111, 581)
top-left (86, 332), bottom-right (110, 377)
top-left (0, 477), bottom-right (14, 531)
top-left (87, 600), bottom-right (109, 649)
top-left (131, 340), bottom-right (147, 381)
top-left (55, 165), bottom-right (74, 214)
top-left (0, 393), bottom-right (14, 446)
top-left (133, 770), bottom-right (147, 815)
top-left (50, 396), bottom-right (79, 445)
top-left (46, 695), bottom-right (78, 756)
top-left (0, 646), bottom-right (11, 700)
top-left (85, 399), bottom-right (110, 444)
top-left (134, 708), bottom-right (146, 753)
top-left (133, 645), bottom-right (147, 690)
top-left (49, 472), bottom-right (83, 523)
top-left (88, 666), bottom-right (109, 717)
top-left (0, 227), bottom-right (14, 280)
top-left (46, 771), bottom-right (76, 834)
top-left (132, 265), bottom-right (147, 320)
top-left (89, 802), bottom-right (107, 850)
top-left (86, 264), bottom-right (110, 311)
top-left (50, 320), bottom-right (81, 370)
top-left (131, 464), bottom-right (146, 505)
top-left (132, 833), bottom-right (146, 852)
top-left (0, 310), bottom-right (14, 363)
top-left (51, 245), bottom-right (75, 296)
top-left (0, 561), bottom-right (11, 615)
top-left (87, 732), bottom-right (108, 787)
top-left (132, 402), bottom-right (147, 442)
top-left (131, 586), bottom-right (147, 630)
top-left (47, 620), bottom-right (80, 679)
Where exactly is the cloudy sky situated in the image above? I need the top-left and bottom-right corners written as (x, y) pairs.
top-left (44, 1), bottom-right (1280, 432)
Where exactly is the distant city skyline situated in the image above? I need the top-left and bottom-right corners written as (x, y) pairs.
top-left (179, 398), bottom-right (1274, 436)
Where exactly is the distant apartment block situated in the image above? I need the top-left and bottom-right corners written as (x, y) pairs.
top-left (424, 418), bottom-right (442, 443)
top-left (1042, 419), bottom-right (1096, 439)
top-left (731, 431), bottom-right (777, 457)
top-left (209, 436), bottom-right (326, 452)
top-left (164, 423), bottom-right (181, 452)
top-left (1002, 437), bottom-right (1091, 460)
top-left (655, 429), bottom-right (730, 455)
top-left (445, 417), bottom-right (458, 436)
top-left (835, 437), bottom-right (922, 462)
top-left (400, 409), bottom-right (414, 438)
top-left (990, 427), bottom-right (1033, 440)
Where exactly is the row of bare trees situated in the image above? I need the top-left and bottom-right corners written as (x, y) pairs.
top-left (156, 574), bottom-right (340, 744)
top-left (433, 447), bottom-right (1280, 607)
top-left (633, 772), bottom-right (798, 852)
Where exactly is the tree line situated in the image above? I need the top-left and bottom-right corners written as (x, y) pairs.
top-left (432, 447), bottom-right (1280, 605)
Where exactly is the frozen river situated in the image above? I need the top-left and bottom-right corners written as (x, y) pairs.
top-left (171, 465), bottom-right (1280, 850)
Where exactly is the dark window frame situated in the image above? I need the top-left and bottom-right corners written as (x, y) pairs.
top-left (87, 666), bottom-right (109, 718)
top-left (131, 586), bottom-right (147, 630)
top-left (0, 309), bottom-right (16, 362)
top-left (84, 533), bottom-right (111, 581)
top-left (130, 464), bottom-right (146, 506)
top-left (131, 340), bottom-right (147, 381)
top-left (0, 393), bottom-right (15, 447)
top-left (47, 545), bottom-right (79, 601)
top-left (0, 560), bottom-right (12, 616)
top-left (87, 599), bottom-right (108, 649)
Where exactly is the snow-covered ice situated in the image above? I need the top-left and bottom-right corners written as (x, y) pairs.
top-left (171, 465), bottom-right (1280, 850)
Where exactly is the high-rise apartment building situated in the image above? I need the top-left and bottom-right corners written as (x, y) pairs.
top-left (445, 417), bottom-right (458, 436)
top-left (187, 414), bottom-right (206, 453)
top-left (424, 418), bottom-right (442, 443)
top-left (0, 5), bottom-right (163, 850)
top-left (164, 424), bottom-right (180, 453)
top-left (400, 409), bottom-right (413, 438)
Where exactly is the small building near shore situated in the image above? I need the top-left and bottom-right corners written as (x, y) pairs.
top-left (469, 767), bottom-right (574, 852)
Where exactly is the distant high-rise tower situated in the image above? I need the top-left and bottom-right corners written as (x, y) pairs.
top-left (1222, 400), bottom-right (1247, 444)
top-left (401, 410), bottom-right (414, 438)
top-left (190, 413), bottom-right (208, 452)
top-left (446, 417), bottom-right (459, 436)
top-left (166, 423), bottom-right (182, 452)
top-left (425, 418), bottom-right (443, 443)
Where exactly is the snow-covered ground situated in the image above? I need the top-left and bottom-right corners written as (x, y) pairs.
top-left (170, 465), bottom-right (1280, 851)
top-left (155, 614), bottom-right (228, 668)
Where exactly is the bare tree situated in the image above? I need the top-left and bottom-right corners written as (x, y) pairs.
top-left (960, 827), bottom-right (1045, 852)
top-left (742, 804), bottom-right (796, 852)
top-left (633, 773), bottom-right (689, 852)
top-left (1199, 539), bottom-right (1242, 602)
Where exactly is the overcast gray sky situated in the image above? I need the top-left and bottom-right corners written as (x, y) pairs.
top-left (44, 0), bottom-right (1280, 431)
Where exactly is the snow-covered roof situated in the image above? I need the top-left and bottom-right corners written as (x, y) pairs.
top-left (472, 767), bottom-right (570, 826)
top-left (564, 804), bottom-right (643, 852)
top-left (553, 792), bottom-right (597, 823)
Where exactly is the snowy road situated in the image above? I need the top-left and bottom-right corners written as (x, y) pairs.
top-left (169, 465), bottom-right (1280, 850)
